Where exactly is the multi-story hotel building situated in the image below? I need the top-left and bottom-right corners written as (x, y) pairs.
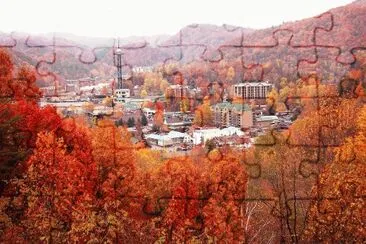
top-left (212, 102), bottom-right (253, 129)
top-left (233, 81), bottom-right (273, 99)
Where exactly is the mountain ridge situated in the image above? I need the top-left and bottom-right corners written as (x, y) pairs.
top-left (0, 0), bottom-right (364, 84)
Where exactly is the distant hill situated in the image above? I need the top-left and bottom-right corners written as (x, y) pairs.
top-left (0, 0), bottom-right (365, 85)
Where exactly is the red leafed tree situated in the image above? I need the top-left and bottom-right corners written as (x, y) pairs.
top-left (0, 49), bottom-right (14, 98)
top-left (91, 120), bottom-right (136, 198)
top-left (0, 50), bottom-right (60, 186)
top-left (11, 66), bottom-right (42, 102)
top-left (57, 118), bottom-right (94, 166)
top-left (87, 120), bottom-right (148, 242)
top-left (11, 101), bottom-right (62, 147)
top-left (10, 131), bottom-right (97, 243)
top-left (154, 157), bottom-right (201, 242)
top-left (153, 101), bottom-right (165, 130)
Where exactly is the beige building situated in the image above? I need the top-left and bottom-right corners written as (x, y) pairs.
top-left (212, 102), bottom-right (253, 129)
top-left (233, 81), bottom-right (273, 99)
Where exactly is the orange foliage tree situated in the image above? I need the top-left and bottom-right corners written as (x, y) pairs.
top-left (202, 149), bottom-right (247, 242)
top-left (146, 157), bottom-right (201, 242)
top-left (193, 96), bottom-right (213, 127)
top-left (303, 105), bottom-right (366, 242)
top-left (5, 132), bottom-right (97, 242)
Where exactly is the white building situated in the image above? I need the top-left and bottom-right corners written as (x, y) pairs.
top-left (192, 127), bottom-right (244, 145)
top-left (143, 108), bottom-right (156, 118)
top-left (145, 131), bottom-right (192, 147)
top-left (114, 88), bottom-right (130, 102)
top-left (132, 66), bottom-right (153, 73)
top-left (233, 81), bottom-right (273, 99)
top-left (255, 115), bottom-right (279, 127)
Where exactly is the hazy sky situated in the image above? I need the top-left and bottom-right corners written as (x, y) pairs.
top-left (0, 0), bottom-right (354, 38)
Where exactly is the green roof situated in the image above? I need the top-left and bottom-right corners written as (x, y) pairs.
top-left (212, 102), bottom-right (251, 111)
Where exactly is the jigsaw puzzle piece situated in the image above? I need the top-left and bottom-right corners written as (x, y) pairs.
top-left (180, 24), bottom-right (243, 46)
top-left (297, 47), bottom-right (351, 83)
top-left (242, 29), bottom-right (316, 82)
top-left (24, 33), bottom-right (115, 66)
top-left (182, 24), bottom-right (244, 63)
top-left (245, 139), bottom-right (318, 237)
top-left (34, 43), bottom-right (119, 98)
top-left (177, 24), bottom-right (245, 64)
top-left (0, 32), bottom-right (17, 48)
top-left (24, 33), bottom-right (55, 48)
top-left (315, 8), bottom-right (366, 65)
top-left (288, 11), bottom-right (333, 47)
top-left (284, 79), bottom-right (338, 148)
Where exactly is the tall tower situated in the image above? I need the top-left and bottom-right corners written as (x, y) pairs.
top-left (113, 40), bottom-right (123, 89)
top-left (112, 40), bottom-right (130, 103)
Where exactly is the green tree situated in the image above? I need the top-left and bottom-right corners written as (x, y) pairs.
top-left (115, 119), bottom-right (124, 127)
top-left (127, 117), bottom-right (135, 128)
top-left (141, 113), bottom-right (148, 126)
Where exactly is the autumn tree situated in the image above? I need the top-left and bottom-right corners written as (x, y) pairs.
top-left (193, 96), bottom-right (212, 127)
top-left (7, 132), bottom-right (97, 243)
top-left (89, 120), bottom-right (143, 242)
top-left (102, 96), bottom-right (113, 107)
top-left (0, 50), bottom-right (60, 186)
top-left (135, 148), bottom-right (163, 173)
top-left (153, 101), bottom-right (164, 130)
top-left (251, 132), bottom-right (315, 243)
top-left (180, 97), bottom-right (190, 113)
top-left (226, 66), bottom-right (235, 83)
top-left (266, 87), bottom-right (288, 114)
top-left (303, 105), bottom-right (366, 242)
top-left (251, 79), bottom-right (364, 242)
top-left (140, 89), bottom-right (148, 98)
top-left (202, 149), bottom-right (248, 242)
top-left (135, 148), bottom-right (249, 243)
top-left (56, 117), bottom-right (94, 165)
top-left (289, 85), bottom-right (362, 148)
top-left (82, 102), bottom-right (94, 113)
top-left (148, 157), bottom-right (201, 242)
top-left (159, 79), bottom-right (170, 94)
top-left (143, 72), bottom-right (168, 95)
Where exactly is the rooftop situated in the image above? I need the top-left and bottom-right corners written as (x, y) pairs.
top-left (194, 126), bottom-right (244, 135)
top-left (145, 131), bottom-right (189, 141)
top-left (213, 101), bottom-right (252, 111)
top-left (256, 115), bottom-right (279, 122)
top-left (234, 80), bottom-right (272, 87)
